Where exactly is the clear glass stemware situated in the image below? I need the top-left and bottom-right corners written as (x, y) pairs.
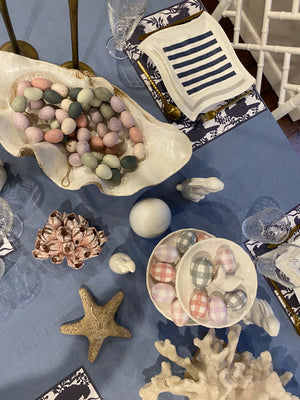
top-left (106, 0), bottom-right (147, 60)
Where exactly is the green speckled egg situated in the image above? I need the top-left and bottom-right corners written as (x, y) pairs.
top-left (24, 87), bottom-right (43, 102)
top-left (82, 103), bottom-right (91, 113)
top-left (89, 97), bottom-right (102, 107)
top-left (77, 88), bottom-right (94, 104)
top-left (68, 87), bottom-right (82, 101)
top-left (81, 152), bottom-right (98, 170)
top-left (68, 102), bottom-right (82, 119)
top-left (100, 103), bottom-right (115, 119)
top-left (95, 163), bottom-right (112, 180)
top-left (120, 155), bottom-right (138, 171)
top-left (91, 151), bottom-right (104, 162)
top-left (94, 87), bottom-right (112, 102)
top-left (43, 89), bottom-right (62, 104)
top-left (103, 154), bottom-right (120, 169)
top-left (11, 95), bottom-right (27, 112)
top-left (50, 119), bottom-right (60, 129)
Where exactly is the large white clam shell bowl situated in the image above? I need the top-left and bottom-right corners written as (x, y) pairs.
top-left (0, 51), bottom-right (192, 196)
top-left (176, 238), bottom-right (257, 328)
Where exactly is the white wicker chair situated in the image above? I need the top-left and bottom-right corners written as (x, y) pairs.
top-left (212, 0), bottom-right (300, 121)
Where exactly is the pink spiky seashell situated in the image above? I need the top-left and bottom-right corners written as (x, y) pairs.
top-left (32, 210), bottom-right (107, 269)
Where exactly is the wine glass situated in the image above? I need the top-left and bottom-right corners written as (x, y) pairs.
top-left (106, 0), bottom-right (147, 60)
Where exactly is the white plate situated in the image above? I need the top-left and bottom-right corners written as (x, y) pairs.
top-left (0, 51), bottom-right (192, 196)
top-left (146, 228), bottom-right (215, 326)
top-left (176, 238), bottom-right (257, 328)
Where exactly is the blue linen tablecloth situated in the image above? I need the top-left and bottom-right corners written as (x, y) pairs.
top-left (0, 0), bottom-right (299, 398)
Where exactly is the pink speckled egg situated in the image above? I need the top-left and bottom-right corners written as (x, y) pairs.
top-left (208, 294), bottom-right (227, 324)
top-left (110, 95), bottom-right (125, 113)
top-left (25, 126), bottom-right (44, 142)
top-left (214, 245), bottom-right (236, 274)
top-left (55, 109), bottom-right (69, 124)
top-left (154, 244), bottom-right (179, 263)
top-left (13, 112), bottom-right (30, 130)
top-left (89, 108), bottom-right (103, 124)
top-left (150, 262), bottom-right (176, 283)
top-left (31, 77), bottom-right (52, 91)
top-left (120, 110), bottom-right (135, 128)
top-left (129, 126), bottom-right (143, 143)
top-left (17, 80), bottom-right (32, 96)
top-left (76, 140), bottom-right (90, 156)
top-left (68, 152), bottom-right (82, 167)
top-left (51, 83), bottom-right (68, 98)
top-left (90, 136), bottom-right (104, 151)
top-left (77, 127), bottom-right (90, 142)
top-left (97, 122), bottom-right (108, 138)
top-left (151, 283), bottom-right (176, 303)
top-left (108, 116), bottom-right (122, 132)
top-left (44, 128), bottom-right (63, 143)
top-left (171, 299), bottom-right (190, 327)
top-left (189, 290), bottom-right (209, 319)
top-left (103, 131), bottom-right (119, 147)
top-left (29, 99), bottom-right (44, 110)
top-left (61, 118), bottom-right (76, 135)
top-left (38, 105), bottom-right (55, 121)
top-left (75, 113), bottom-right (87, 128)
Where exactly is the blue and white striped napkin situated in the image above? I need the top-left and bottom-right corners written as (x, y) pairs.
top-left (139, 12), bottom-right (255, 121)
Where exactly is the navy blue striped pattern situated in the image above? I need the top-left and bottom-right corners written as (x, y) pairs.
top-left (163, 30), bottom-right (236, 95)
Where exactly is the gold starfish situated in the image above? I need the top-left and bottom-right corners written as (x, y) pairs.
top-left (60, 287), bottom-right (131, 362)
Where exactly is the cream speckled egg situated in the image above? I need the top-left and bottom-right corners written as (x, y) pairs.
top-left (171, 299), bottom-right (190, 327)
top-left (51, 83), bottom-right (69, 98)
top-left (133, 143), bottom-right (145, 160)
top-left (151, 283), bottom-right (175, 303)
top-left (61, 118), bottom-right (76, 135)
top-left (66, 139), bottom-right (78, 153)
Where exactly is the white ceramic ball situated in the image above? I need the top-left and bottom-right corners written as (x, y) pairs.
top-left (129, 198), bottom-right (171, 238)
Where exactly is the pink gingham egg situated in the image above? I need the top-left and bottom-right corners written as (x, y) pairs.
top-left (214, 245), bottom-right (236, 274)
top-left (208, 294), bottom-right (227, 324)
top-left (171, 299), bottom-right (189, 327)
top-left (151, 283), bottom-right (176, 303)
top-left (150, 262), bottom-right (176, 283)
top-left (189, 290), bottom-right (209, 319)
top-left (154, 244), bottom-right (179, 263)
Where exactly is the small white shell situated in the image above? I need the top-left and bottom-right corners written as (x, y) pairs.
top-left (109, 252), bottom-right (136, 274)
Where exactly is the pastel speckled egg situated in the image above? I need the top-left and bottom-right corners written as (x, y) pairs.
top-left (68, 152), bottom-right (82, 167)
top-left (38, 105), bottom-right (55, 121)
top-left (150, 262), bottom-right (176, 283)
top-left (129, 126), bottom-right (143, 143)
top-left (61, 118), bottom-right (76, 135)
top-left (31, 77), bottom-right (52, 90)
top-left (108, 117), bottom-right (122, 132)
top-left (190, 257), bottom-right (213, 288)
top-left (81, 152), bottom-right (98, 170)
top-left (90, 108), bottom-right (103, 124)
top-left (102, 154), bottom-right (120, 169)
top-left (77, 88), bottom-right (94, 104)
top-left (75, 113), bottom-right (87, 128)
top-left (133, 143), bottom-right (145, 160)
top-left (214, 245), bottom-right (236, 274)
top-left (189, 290), bottom-right (209, 319)
top-left (76, 141), bottom-right (90, 156)
top-left (103, 131), bottom-right (119, 147)
top-left (60, 98), bottom-right (73, 111)
top-left (29, 99), bottom-right (44, 110)
top-left (225, 290), bottom-right (247, 311)
top-left (94, 87), bottom-right (112, 102)
top-left (154, 244), bottom-right (179, 263)
top-left (13, 112), bottom-right (30, 130)
top-left (51, 83), bottom-right (68, 98)
top-left (176, 230), bottom-right (196, 254)
top-left (90, 136), bottom-right (104, 151)
top-left (11, 95), bottom-right (27, 112)
top-left (171, 299), bottom-right (189, 327)
top-left (120, 110), bottom-right (135, 128)
top-left (55, 109), bottom-right (69, 124)
top-left (17, 80), bottom-right (31, 96)
top-left (97, 122), bottom-right (108, 137)
top-left (209, 294), bottom-right (227, 324)
top-left (44, 128), bottom-right (63, 143)
top-left (151, 283), bottom-right (175, 303)
top-left (95, 163), bottom-right (112, 180)
top-left (24, 87), bottom-right (43, 102)
top-left (25, 126), bottom-right (44, 142)
top-left (100, 103), bottom-right (115, 119)
top-left (66, 139), bottom-right (77, 153)
top-left (77, 127), bottom-right (90, 142)
top-left (110, 95), bottom-right (125, 113)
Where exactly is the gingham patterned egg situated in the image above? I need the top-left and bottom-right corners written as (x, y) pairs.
top-left (176, 230), bottom-right (196, 254)
top-left (171, 299), bottom-right (190, 327)
top-left (214, 245), bottom-right (236, 274)
top-left (150, 262), bottom-right (176, 283)
top-left (151, 283), bottom-right (176, 303)
top-left (208, 294), bottom-right (227, 324)
top-left (189, 290), bottom-right (209, 319)
top-left (190, 256), bottom-right (213, 288)
top-left (196, 232), bottom-right (211, 242)
top-left (154, 244), bottom-right (179, 263)
top-left (225, 290), bottom-right (247, 311)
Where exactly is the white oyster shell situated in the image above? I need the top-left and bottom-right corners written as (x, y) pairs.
top-left (0, 51), bottom-right (192, 196)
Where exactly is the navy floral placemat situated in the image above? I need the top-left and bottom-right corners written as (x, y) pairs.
top-left (124, 0), bottom-right (267, 151)
top-left (36, 366), bottom-right (103, 400)
top-left (244, 204), bottom-right (300, 335)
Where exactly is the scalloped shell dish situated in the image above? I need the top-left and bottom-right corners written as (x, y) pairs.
top-left (0, 51), bottom-right (192, 196)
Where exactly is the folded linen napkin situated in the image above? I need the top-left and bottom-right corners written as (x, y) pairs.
top-left (139, 11), bottom-right (255, 121)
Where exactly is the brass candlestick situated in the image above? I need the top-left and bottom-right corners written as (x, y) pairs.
top-left (61, 0), bottom-right (94, 74)
top-left (0, 0), bottom-right (38, 59)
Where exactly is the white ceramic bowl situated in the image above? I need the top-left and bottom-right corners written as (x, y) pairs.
top-left (176, 238), bottom-right (257, 328)
top-left (146, 228), bottom-right (215, 326)
top-left (0, 51), bottom-right (192, 196)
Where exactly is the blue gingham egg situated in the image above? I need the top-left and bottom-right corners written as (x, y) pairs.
top-left (190, 256), bottom-right (213, 288)
top-left (176, 230), bottom-right (196, 254)
top-left (225, 290), bottom-right (247, 311)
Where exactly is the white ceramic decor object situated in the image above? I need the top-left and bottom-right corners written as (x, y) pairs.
top-left (0, 51), bottom-right (192, 197)
top-left (109, 252), bottom-right (136, 274)
top-left (0, 159), bottom-right (7, 191)
top-left (129, 198), bottom-right (171, 238)
top-left (243, 297), bottom-right (280, 337)
top-left (176, 177), bottom-right (224, 202)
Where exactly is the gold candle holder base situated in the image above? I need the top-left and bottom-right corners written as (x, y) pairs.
top-left (60, 60), bottom-right (94, 75)
top-left (0, 40), bottom-right (38, 59)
